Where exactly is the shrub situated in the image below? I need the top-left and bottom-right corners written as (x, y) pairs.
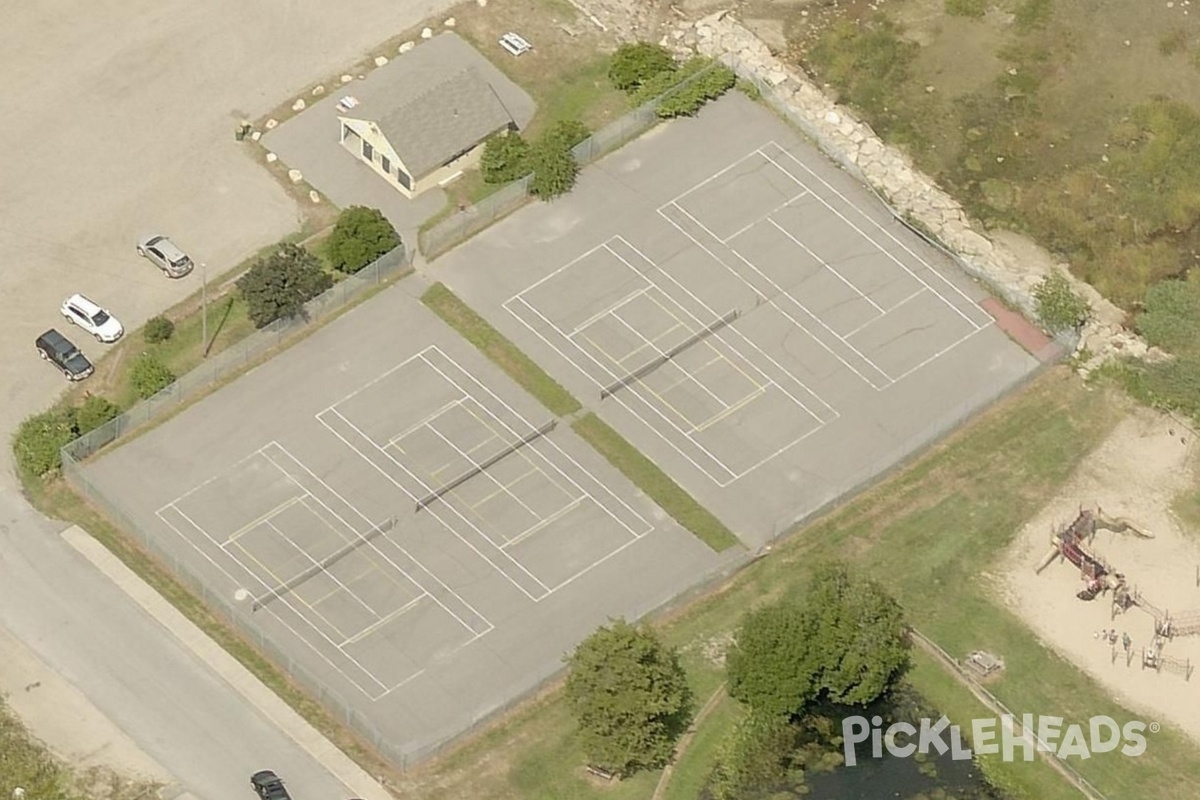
top-left (945, 0), bottom-right (988, 17)
top-left (1136, 278), bottom-right (1200, 353)
top-left (12, 409), bottom-right (78, 478)
top-left (608, 42), bottom-right (676, 93)
top-left (707, 714), bottom-right (799, 800)
top-left (76, 395), bottom-right (121, 434)
top-left (480, 132), bottom-right (531, 184)
top-left (1033, 270), bottom-right (1091, 333)
top-left (324, 206), bottom-right (401, 274)
top-left (130, 352), bottom-right (176, 399)
top-left (143, 315), bottom-right (175, 344)
top-left (527, 139), bottom-right (579, 199)
top-left (237, 242), bottom-right (333, 328)
top-left (656, 64), bottom-right (737, 118)
top-left (542, 119), bottom-right (590, 151)
top-left (631, 55), bottom-right (713, 105)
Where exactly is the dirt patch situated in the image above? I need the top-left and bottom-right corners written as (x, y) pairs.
top-left (1001, 407), bottom-right (1200, 743)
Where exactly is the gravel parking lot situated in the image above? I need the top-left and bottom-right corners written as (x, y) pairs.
top-left (0, 0), bottom-right (454, 453)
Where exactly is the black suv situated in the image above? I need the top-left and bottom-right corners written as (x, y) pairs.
top-left (36, 329), bottom-right (94, 381)
top-left (250, 771), bottom-right (291, 800)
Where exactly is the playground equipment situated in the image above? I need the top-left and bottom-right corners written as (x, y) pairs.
top-left (1037, 506), bottom-right (1198, 682)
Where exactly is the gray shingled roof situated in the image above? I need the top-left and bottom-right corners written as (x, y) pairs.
top-left (375, 68), bottom-right (514, 179)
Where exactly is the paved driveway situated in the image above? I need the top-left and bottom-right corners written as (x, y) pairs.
top-left (0, 1), bottom-right (456, 797)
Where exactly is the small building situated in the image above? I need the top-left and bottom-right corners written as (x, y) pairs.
top-left (335, 33), bottom-right (535, 198)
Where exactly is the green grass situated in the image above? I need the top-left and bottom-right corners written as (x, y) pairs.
top-left (571, 413), bottom-right (742, 552)
top-left (408, 371), bottom-right (1200, 799)
top-left (421, 283), bottom-right (581, 416)
top-left (660, 693), bottom-right (745, 800)
top-left (521, 54), bottom-right (630, 139)
top-left (109, 295), bottom-right (255, 409)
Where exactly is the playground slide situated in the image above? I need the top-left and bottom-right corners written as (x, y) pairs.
top-left (1094, 511), bottom-right (1155, 539)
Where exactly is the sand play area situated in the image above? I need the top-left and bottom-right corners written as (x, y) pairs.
top-left (1004, 407), bottom-right (1200, 744)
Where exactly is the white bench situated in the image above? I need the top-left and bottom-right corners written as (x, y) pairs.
top-left (499, 32), bottom-right (532, 57)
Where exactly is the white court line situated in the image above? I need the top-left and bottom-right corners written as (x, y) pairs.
top-left (512, 294), bottom-right (737, 485)
top-left (416, 348), bottom-right (652, 539)
top-left (340, 594), bottom-right (427, 647)
top-left (761, 142), bottom-right (991, 331)
top-left (842, 289), bottom-right (930, 339)
top-left (387, 397), bottom-right (467, 449)
top-left (318, 406), bottom-right (553, 601)
top-left (720, 188), bottom-right (810, 245)
top-left (501, 497), bottom-right (585, 550)
top-left (158, 498), bottom-right (390, 699)
top-left (569, 284), bottom-right (654, 337)
top-left (510, 240), bottom-right (629, 309)
top-left (268, 440), bottom-right (496, 640)
top-left (670, 200), bottom-right (895, 388)
top-left (610, 238), bottom-right (842, 481)
top-left (608, 306), bottom-right (731, 412)
top-left (765, 217), bottom-right (885, 315)
top-left (425, 416), bottom-right (548, 524)
top-left (509, 240), bottom-right (834, 485)
top-left (264, 516), bottom-right (381, 624)
top-left (667, 146), bottom-right (809, 215)
top-left (613, 238), bottom-right (839, 423)
top-left (223, 496), bottom-right (304, 546)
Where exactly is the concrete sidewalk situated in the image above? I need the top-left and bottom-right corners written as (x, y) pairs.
top-left (61, 526), bottom-right (394, 800)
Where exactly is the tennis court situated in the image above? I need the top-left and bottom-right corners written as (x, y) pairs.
top-left (440, 93), bottom-right (1042, 545)
top-left (316, 345), bottom-right (652, 600)
top-left (158, 440), bottom-right (491, 699)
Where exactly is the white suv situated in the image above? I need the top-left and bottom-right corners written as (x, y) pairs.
top-left (61, 294), bottom-right (124, 343)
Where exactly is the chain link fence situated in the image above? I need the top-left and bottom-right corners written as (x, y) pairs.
top-left (61, 244), bottom-right (411, 464)
top-left (418, 62), bottom-right (728, 260)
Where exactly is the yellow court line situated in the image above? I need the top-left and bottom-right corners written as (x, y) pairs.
top-left (503, 497), bottom-right (585, 549)
top-left (224, 496), bottom-right (304, 546)
top-left (693, 386), bottom-right (769, 433)
top-left (341, 594), bottom-right (428, 646)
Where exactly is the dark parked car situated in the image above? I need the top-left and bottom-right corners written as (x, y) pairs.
top-left (250, 771), bottom-right (291, 800)
top-left (36, 329), bottom-right (93, 381)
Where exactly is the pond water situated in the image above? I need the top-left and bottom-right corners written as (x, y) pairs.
top-left (781, 748), bottom-right (1005, 799)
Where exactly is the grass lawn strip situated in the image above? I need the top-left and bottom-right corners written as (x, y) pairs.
top-left (421, 283), bottom-right (581, 417)
top-left (405, 371), bottom-right (1200, 800)
top-left (571, 413), bottom-right (742, 553)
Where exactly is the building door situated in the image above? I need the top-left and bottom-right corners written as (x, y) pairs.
top-left (362, 140), bottom-right (374, 161)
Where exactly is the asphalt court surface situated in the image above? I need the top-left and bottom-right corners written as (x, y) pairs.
top-left (439, 93), bottom-right (1041, 545)
top-left (83, 290), bottom-right (725, 755)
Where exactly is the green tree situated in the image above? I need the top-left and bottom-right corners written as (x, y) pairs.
top-left (480, 131), bottom-right (531, 183)
top-left (609, 42), bottom-right (676, 93)
top-left (12, 409), bottom-right (78, 478)
top-left (707, 713), bottom-right (798, 800)
top-left (803, 562), bottom-right (910, 706)
top-left (543, 119), bottom-right (590, 151)
top-left (76, 395), bottom-right (121, 434)
top-left (727, 600), bottom-right (818, 718)
top-left (527, 139), bottom-right (579, 200)
top-left (565, 618), bottom-right (692, 776)
top-left (237, 242), bottom-right (333, 328)
top-left (143, 315), bottom-right (175, 344)
top-left (1033, 270), bottom-right (1091, 333)
top-left (727, 563), bottom-right (909, 718)
top-left (130, 352), bottom-right (176, 399)
top-left (324, 206), bottom-right (401, 274)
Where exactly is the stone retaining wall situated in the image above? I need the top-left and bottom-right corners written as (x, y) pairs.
top-left (665, 11), bottom-right (1156, 372)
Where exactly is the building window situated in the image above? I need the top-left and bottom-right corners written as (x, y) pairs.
top-left (380, 155), bottom-right (391, 175)
top-left (362, 140), bottom-right (374, 161)
top-left (397, 169), bottom-right (411, 190)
